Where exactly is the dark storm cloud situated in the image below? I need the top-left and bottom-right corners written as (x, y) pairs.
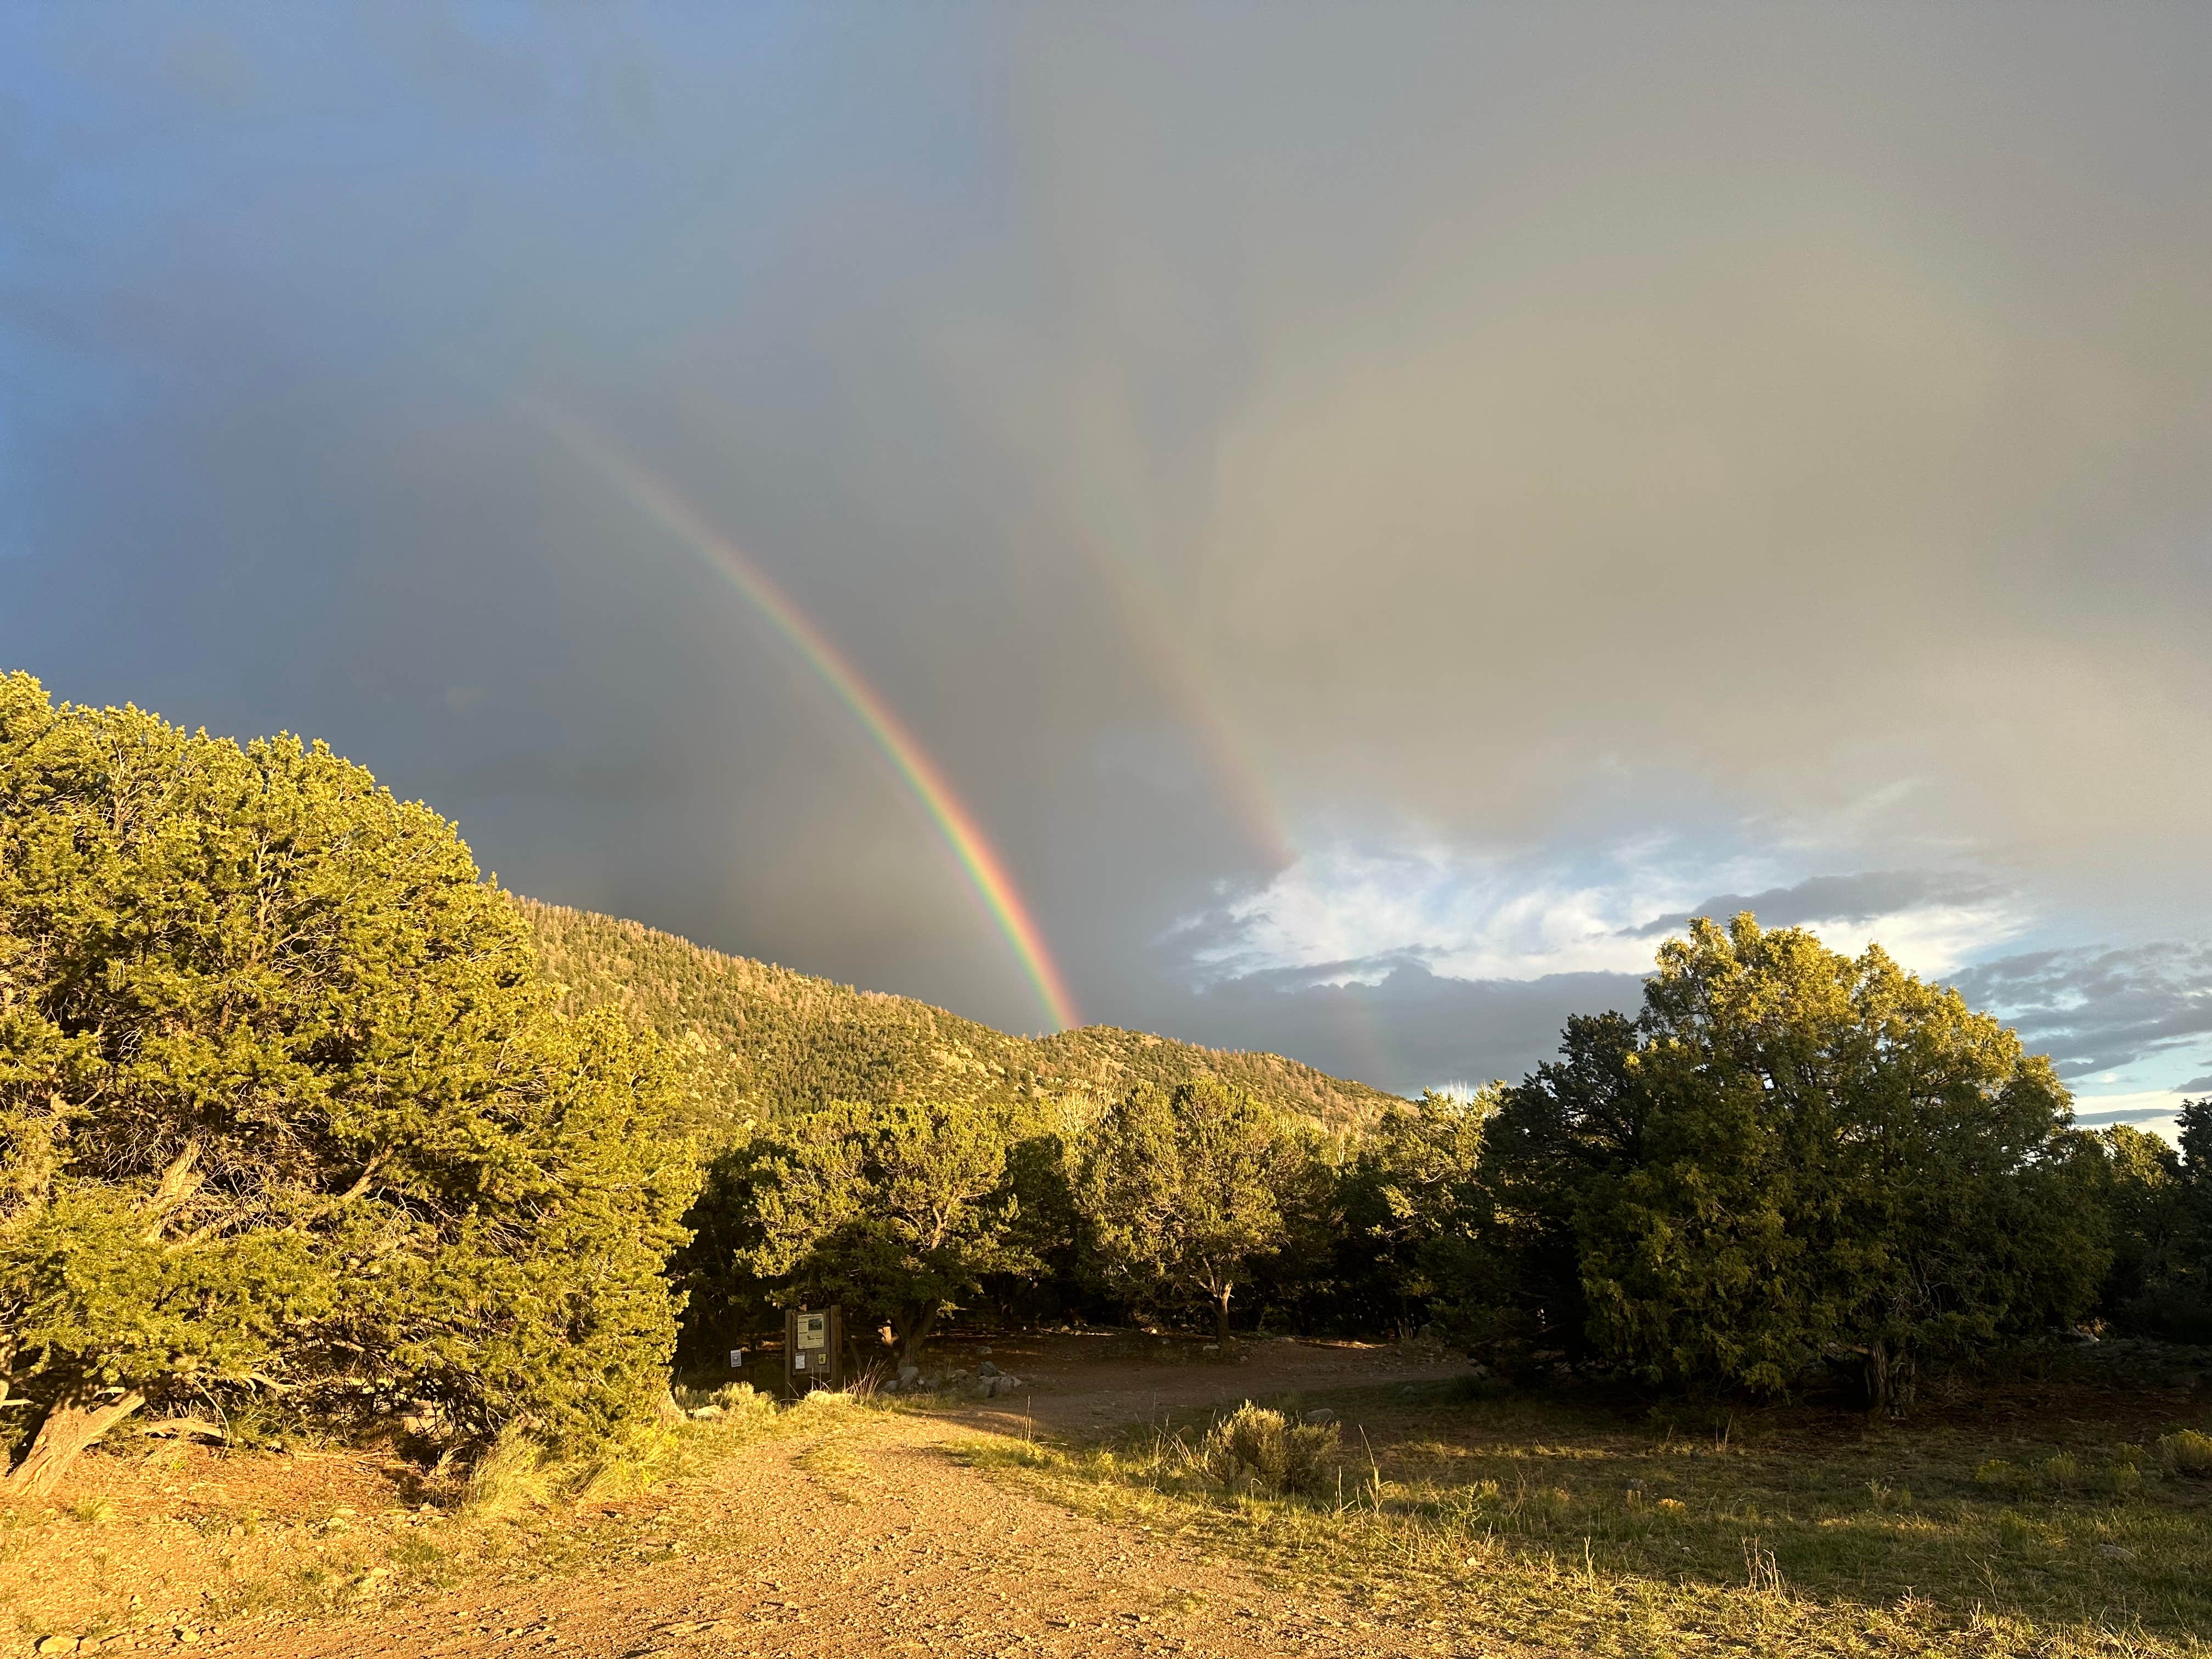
top-left (429, 751), bottom-right (696, 805)
top-left (1949, 945), bottom-right (2212, 1081)
top-left (1163, 962), bottom-right (1651, 1099)
top-left (1623, 871), bottom-right (2006, 939)
top-left (2, 5), bottom-right (2210, 1092)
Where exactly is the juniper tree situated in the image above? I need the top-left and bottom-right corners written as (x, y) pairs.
top-left (1075, 1079), bottom-right (1289, 1345)
top-left (723, 1099), bottom-right (1031, 1361)
top-left (1532, 916), bottom-right (2105, 1407)
top-left (0, 674), bottom-right (696, 1492)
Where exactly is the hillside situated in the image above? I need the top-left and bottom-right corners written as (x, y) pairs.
top-left (517, 898), bottom-right (1402, 1138)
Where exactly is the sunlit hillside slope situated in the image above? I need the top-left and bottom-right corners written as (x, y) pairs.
top-left (518, 898), bottom-right (1401, 1139)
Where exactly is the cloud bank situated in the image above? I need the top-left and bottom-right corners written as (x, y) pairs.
top-left (2, 5), bottom-right (2209, 1105)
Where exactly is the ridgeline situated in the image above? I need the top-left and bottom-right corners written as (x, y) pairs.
top-left (517, 898), bottom-right (1402, 1140)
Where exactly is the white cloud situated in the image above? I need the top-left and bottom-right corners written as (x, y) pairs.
top-left (1184, 834), bottom-right (2028, 987)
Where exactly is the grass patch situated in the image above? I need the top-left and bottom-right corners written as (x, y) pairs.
top-left (969, 1382), bottom-right (2212, 1657)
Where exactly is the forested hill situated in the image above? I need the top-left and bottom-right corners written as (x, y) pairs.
top-left (517, 899), bottom-right (1402, 1138)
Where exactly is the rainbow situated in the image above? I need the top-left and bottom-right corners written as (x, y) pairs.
top-left (526, 406), bottom-right (1081, 1034)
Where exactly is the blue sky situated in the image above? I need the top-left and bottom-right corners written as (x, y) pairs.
top-left (3, 5), bottom-right (2209, 1123)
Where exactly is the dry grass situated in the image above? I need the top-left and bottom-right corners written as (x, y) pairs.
top-left (0, 1382), bottom-right (842, 1652)
top-left (969, 1375), bottom-right (2212, 1658)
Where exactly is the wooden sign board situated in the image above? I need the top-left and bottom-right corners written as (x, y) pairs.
top-left (784, 1306), bottom-right (844, 1394)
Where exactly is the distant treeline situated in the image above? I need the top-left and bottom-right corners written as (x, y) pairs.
top-left (675, 917), bottom-right (2211, 1413)
top-left (3, 672), bottom-right (2207, 1498)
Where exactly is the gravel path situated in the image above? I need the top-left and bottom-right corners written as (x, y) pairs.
top-left (202, 1342), bottom-right (1492, 1659)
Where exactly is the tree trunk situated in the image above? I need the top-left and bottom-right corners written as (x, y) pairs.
top-left (897, 1303), bottom-right (941, 1364)
top-left (5, 1387), bottom-right (147, 1497)
top-left (1864, 1340), bottom-right (1918, 1416)
top-left (1215, 1284), bottom-right (1234, 1348)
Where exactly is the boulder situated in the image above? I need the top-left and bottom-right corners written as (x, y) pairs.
top-left (978, 1360), bottom-right (1001, 1379)
top-left (992, 1374), bottom-right (1024, 1396)
top-left (898, 1363), bottom-right (921, 1386)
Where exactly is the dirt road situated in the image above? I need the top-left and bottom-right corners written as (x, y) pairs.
top-left (202, 1340), bottom-right (1481, 1659)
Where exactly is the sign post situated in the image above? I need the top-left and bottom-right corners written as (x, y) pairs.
top-left (784, 1306), bottom-right (844, 1395)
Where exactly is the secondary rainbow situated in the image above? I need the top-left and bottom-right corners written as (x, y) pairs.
top-left (527, 405), bottom-right (1080, 1034)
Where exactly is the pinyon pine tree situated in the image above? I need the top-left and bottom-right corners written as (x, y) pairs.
top-left (1550, 916), bottom-right (2104, 1408)
top-left (0, 674), bottom-right (697, 1493)
top-left (1076, 1079), bottom-right (1289, 1345)
top-left (719, 1099), bottom-right (1031, 1359)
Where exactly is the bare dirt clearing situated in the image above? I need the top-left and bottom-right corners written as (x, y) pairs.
top-left (3, 1339), bottom-right (1485, 1658)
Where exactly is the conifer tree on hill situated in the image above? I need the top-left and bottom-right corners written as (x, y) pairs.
top-left (0, 673), bottom-right (697, 1494)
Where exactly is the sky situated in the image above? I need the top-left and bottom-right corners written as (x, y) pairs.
top-left (3, 5), bottom-right (2209, 1128)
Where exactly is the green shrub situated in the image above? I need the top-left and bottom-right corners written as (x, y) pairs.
top-left (2157, 1429), bottom-right (2212, 1475)
top-left (1975, 1458), bottom-right (2028, 1494)
top-left (1198, 1403), bottom-right (1340, 1498)
top-left (2039, 1452), bottom-right (2084, 1491)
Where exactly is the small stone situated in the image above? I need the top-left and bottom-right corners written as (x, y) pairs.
top-left (2100, 1544), bottom-right (2138, 1561)
top-left (34, 1637), bottom-right (77, 1655)
top-left (687, 1404), bottom-right (723, 1420)
top-left (978, 1361), bottom-right (1000, 1379)
top-left (1301, 1408), bottom-right (1336, 1426)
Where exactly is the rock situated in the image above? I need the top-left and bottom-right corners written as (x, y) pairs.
top-left (34, 1637), bottom-right (77, 1655)
top-left (973, 1380), bottom-right (996, 1401)
top-left (978, 1361), bottom-right (1000, 1379)
top-left (687, 1404), bottom-right (723, 1420)
top-left (898, 1363), bottom-right (921, 1386)
top-left (2100, 1543), bottom-right (2138, 1561)
top-left (992, 1374), bottom-right (1024, 1396)
top-left (977, 1346), bottom-right (994, 1356)
top-left (1300, 1409), bottom-right (1335, 1426)
top-left (1201, 1344), bottom-right (1220, 1355)
top-left (1468, 1363), bottom-right (1492, 1379)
